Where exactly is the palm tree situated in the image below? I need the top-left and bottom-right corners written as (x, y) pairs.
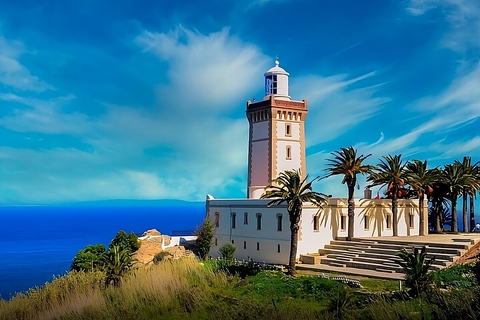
top-left (428, 180), bottom-right (451, 232)
top-left (405, 160), bottom-right (438, 236)
top-left (456, 157), bottom-right (480, 232)
top-left (324, 146), bottom-right (372, 241)
top-left (367, 154), bottom-right (408, 236)
top-left (261, 169), bottom-right (329, 276)
top-left (442, 162), bottom-right (468, 233)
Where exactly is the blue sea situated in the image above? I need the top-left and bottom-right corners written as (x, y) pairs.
top-left (0, 200), bottom-right (205, 300)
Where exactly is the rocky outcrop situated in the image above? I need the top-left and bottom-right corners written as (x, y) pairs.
top-left (133, 229), bottom-right (194, 265)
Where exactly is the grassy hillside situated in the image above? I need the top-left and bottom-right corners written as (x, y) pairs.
top-left (1, 258), bottom-right (480, 320)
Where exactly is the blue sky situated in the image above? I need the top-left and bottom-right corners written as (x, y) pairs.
top-left (0, 0), bottom-right (478, 204)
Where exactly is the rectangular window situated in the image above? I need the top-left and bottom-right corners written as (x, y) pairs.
top-left (386, 214), bottom-right (392, 229)
top-left (277, 244), bottom-right (281, 253)
top-left (313, 215), bottom-right (319, 231)
top-left (340, 215), bottom-right (346, 230)
top-left (214, 213), bottom-right (220, 228)
top-left (215, 238), bottom-right (217, 246)
top-left (244, 212), bottom-right (248, 225)
top-left (232, 240), bottom-right (235, 244)
top-left (231, 213), bottom-right (236, 229)
top-left (256, 213), bottom-right (262, 230)
top-left (256, 242), bottom-right (260, 250)
top-left (244, 241), bottom-right (247, 249)
top-left (409, 214), bottom-right (414, 229)
top-left (364, 215), bottom-right (369, 230)
top-left (285, 124), bottom-right (291, 137)
top-left (277, 215), bottom-right (283, 231)
top-left (286, 146), bottom-right (291, 160)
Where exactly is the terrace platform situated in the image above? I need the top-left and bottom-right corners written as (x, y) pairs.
top-left (298, 233), bottom-right (480, 280)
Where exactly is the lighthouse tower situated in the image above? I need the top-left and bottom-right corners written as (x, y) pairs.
top-left (246, 60), bottom-right (308, 198)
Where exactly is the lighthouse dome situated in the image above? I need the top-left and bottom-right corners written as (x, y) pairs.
top-left (263, 59), bottom-right (290, 100)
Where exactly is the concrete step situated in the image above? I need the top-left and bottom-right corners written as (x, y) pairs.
top-left (354, 238), bottom-right (470, 250)
top-left (331, 240), bottom-right (465, 255)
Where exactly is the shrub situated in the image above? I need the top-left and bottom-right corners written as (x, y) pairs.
top-left (432, 263), bottom-right (477, 289)
top-left (396, 246), bottom-right (435, 297)
top-left (102, 245), bottom-right (134, 287)
top-left (71, 244), bottom-right (106, 271)
top-left (153, 251), bottom-right (171, 264)
top-left (219, 243), bottom-right (236, 262)
top-left (109, 230), bottom-right (141, 253)
top-left (196, 219), bottom-right (214, 260)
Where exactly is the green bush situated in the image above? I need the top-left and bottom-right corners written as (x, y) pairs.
top-left (153, 251), bottom-right (171, 264)
top-left (109, 230), bottom-right (141, 253)
top-left (219, 243), bottom-right (236, 262)
top-left (432, 263), bottom-right (477, 289)
top-left (71, 244), bottom-right (106, 271)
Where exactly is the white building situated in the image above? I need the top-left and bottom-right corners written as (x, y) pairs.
top-left (206, 60), bottom-right (427, 264)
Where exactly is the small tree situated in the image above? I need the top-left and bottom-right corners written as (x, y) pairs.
top-left (396, 246), bottom-right (435, 297)
top-left (219, 243), bottom-right (236, 262)
top-left (71, 244), bottom-right (106, 271)
top-left (109, 230), bottom-right (141, 253)
top-left (196, 219), bottom-right (214, 260)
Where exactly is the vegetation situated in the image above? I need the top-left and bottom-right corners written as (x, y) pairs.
top-left (196, 219), bottom-right (214, 260)
top-left (2, 257), bottom-right (480, 319)
top-left (324, 146), bottom-right (372, 240)
top-left (153, 251), bottom-right (171, 264)
top-left (218, 243), bottom-right (236, 262)
top-left (396, 246), bottom-right (435, 297)
top-left (261, 169), bottom-right (329, 276)
top-left (70, 230), bottom-right (140, 286)
top-left (71, 244), bottom-right (106, 272)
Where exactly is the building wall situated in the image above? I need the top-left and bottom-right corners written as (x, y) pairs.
top-left (207, 197), bottom-right (428, 264)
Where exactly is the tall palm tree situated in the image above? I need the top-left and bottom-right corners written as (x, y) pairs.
top-left (428, 179), bottom-right (451, 233)
top-left (405, 160), bottom-right (438, 236)
top-left (261, 169), bottom-right (329, 276)
top-left (324, 146), bottom-right (372, 241)
top-left (443, 162), bottom-right (469, 233)
top-left (367, 154), bottom-right (408, 236)
top-left (456, 157), bottom-right (480, 232)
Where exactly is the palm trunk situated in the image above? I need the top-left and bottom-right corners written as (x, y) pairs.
top-left (288, 205), bottom-right (302, 276)
top-left (419, 195), bottom-right (425, 236)
top-left (463, 190), bottom-right (468, 233)
top-left (347, 183), bottom-right (355, 241)
top-left (470, 196), bottom-right (475, 232)
top-left (392, 188), bottom-right (398, 236)
top-left (452, 196), bottom-right (458, 233)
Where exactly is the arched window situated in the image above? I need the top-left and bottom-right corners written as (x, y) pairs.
top-left (256, 213), bottom-right (262, 230)
top-left (231, 212), bottom-right (236, 229)
top-left (277, 214), bottom-right (283, 231)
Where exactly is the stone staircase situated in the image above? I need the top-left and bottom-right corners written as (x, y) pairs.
top-left (304, 237), bottom-right (478, 274)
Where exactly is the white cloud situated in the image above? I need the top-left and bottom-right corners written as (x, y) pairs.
top-left (0, 36), bottom-right (53, 92)
top-left (406, 0), bottom-right (480, 53)
top-left (292, 71), bottom-right (390, 145)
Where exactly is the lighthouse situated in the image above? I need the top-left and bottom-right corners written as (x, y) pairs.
top-left (246, 60), bottom-right (308, 198)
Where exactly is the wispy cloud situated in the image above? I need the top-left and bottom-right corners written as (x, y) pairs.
top-left (0, 36), bottom-right (53, 92)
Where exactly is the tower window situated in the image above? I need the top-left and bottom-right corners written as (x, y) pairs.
top-left (256, 213), bottom-right (262, 230)
top-left (231, 212), bottom-right (236, 229)
top-left (257, 242), bottom-right (260, 250)
top-left (244, 241), bottom-right (247, 249)
top-left (244, 212), bottom-right (248, 225)
top-left (285, 124), bottom-right (291, 137)
top-left (277, 244), bottom-right (281, 253)
top-left (286, 146), bottom-right (292, 160)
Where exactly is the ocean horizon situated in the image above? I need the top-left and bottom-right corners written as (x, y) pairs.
top-left (0, 200), bottom-right (205, 300)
